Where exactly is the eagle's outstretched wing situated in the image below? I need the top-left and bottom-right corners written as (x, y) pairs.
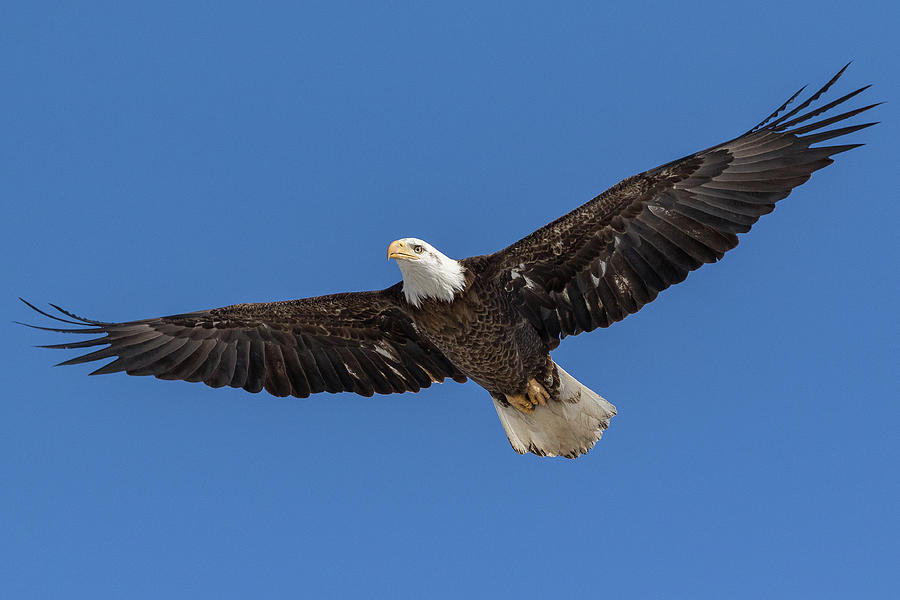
top-left (483, 65), bottom-right (879, 349)
top-left (21, 286), bottom-right (466, 398)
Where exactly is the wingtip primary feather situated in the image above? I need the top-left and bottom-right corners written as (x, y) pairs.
top-left (773, 84), bottom-right (873, 131)
top-left (19, 298), bottom-right (88, 326)
top-left (15, 320), bottom-right (106, 334)
top-left (750, 84), bottom-right (807, 132)
top-left (798, 121), bottom-right (878, 146)
top-left (47, 302), bottom-right (108, 325)
top-left (766, 64), bottom-right (856, 131)
top-left (787, 103), bottom-right (882, 137)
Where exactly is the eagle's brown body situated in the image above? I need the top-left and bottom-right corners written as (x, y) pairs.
top-left (406, 257), bottom-right (556, 402)
top-left (22, 66), bottom-right (878, 457)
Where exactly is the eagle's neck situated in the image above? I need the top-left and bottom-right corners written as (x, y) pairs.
top-left (397, 256), bottom-right (466, 308)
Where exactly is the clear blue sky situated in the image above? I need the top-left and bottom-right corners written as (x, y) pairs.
top-left (3, 2), bottom-right (898, 598)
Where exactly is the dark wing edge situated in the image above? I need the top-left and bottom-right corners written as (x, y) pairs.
top-left (19, 288), bottom-right (467, 398)
top-left (484, 65), bottom-right (879, 349)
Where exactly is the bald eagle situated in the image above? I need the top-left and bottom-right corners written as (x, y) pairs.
top-left (22, 66), bottom-right (878, 458)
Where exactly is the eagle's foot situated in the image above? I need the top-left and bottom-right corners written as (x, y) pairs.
top-left (505, 393), bottom-right (535, 415)
top-left (526, 378), bottom-right (550, 407)
top-left (506, 379), bottom-right (550, 415)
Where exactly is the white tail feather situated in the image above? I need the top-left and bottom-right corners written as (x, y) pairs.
top-left (493, 363), bottom-right (616, 458)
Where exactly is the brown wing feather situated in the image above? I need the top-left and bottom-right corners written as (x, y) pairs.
top-left (484, 67), bottom-right (879, 349)
top-left (21, 286), bottom-right (467, 398)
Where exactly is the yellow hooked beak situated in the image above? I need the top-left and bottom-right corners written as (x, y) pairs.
top-left (387, 240), bottom-right (419, 261)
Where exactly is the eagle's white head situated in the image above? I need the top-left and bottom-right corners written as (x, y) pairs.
top-left (387, 238), bottom-right (466, 308)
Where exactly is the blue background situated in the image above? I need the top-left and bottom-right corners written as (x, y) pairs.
top-left (3, 2), bottom-right (897, 598)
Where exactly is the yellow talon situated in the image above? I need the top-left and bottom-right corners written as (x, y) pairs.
top-left (526, 378), bottom-right (549, 406)
top-left (506, 393), bottom-right (535, 415)
top-left (506, 379), bottom-right (551, 414)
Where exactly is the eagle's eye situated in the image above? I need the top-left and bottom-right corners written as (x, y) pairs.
top-left (413, 245), bottom-right (424, 254)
